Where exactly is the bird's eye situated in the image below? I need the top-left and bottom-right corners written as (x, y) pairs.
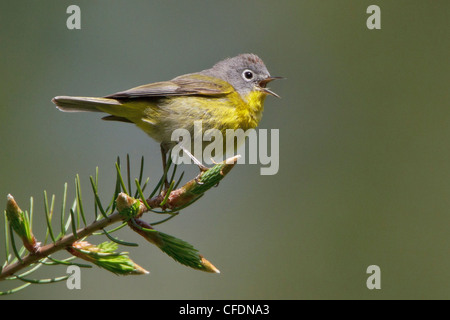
top-left (242, 70), bottom-right (254, 81)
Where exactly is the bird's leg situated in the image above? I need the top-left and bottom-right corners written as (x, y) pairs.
top-left (180, 145), bottom-right (209, 173)
top-left (160, 144), bottom-right (170, 190)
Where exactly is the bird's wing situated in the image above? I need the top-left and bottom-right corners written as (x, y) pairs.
top-left (104, 74), bottom-right (234, 99)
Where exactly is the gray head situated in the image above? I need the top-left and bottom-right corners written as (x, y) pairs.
top-left (200, 53), bottom-right (281, 99)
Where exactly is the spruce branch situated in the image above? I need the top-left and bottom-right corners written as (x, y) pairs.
top-left (0, 155), bottom-right (238, 295)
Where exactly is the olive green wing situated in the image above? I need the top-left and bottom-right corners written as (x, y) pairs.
top-left (105, 74), bottom-right (234, 99)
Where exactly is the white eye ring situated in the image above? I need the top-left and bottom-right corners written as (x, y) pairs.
top-left (242, 69), bottom-right (254, 81)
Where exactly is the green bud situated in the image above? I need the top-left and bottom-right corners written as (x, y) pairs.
top-left (68, 241), bottom-right (149, 275)
top-left (5, 194), bottom-right (39, 253)
top-left (116, 193), bottom-right (142, 219)
top-left (129, 218), bottom-right (220, 273)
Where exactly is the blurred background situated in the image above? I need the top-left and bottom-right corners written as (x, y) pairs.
top-left (1, 0), bottom-right (449, 299)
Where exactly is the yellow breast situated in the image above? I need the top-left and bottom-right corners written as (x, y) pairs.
top-left (234, 90), bottom-right (267, 130)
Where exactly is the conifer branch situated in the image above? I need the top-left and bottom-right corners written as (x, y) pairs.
top-left (0, 155), bottom-right (239, 294)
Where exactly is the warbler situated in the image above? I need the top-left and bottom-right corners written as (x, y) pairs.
top-left (52, 53), bottom-right (281, 170)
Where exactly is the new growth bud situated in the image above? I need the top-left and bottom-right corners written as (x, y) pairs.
top-left (5, 194), bottom-right (40, 254)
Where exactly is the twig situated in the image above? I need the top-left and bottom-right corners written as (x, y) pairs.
top-left (1, 155), bottom-right (240, 285)
top-left (0, 212), bottom-right (123, 281)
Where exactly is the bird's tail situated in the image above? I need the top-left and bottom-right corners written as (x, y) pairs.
top-left (52, 96), bottom-right (122, 113)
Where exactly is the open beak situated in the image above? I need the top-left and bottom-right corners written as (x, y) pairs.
top-left (258, 76), bottom-right (284, 98)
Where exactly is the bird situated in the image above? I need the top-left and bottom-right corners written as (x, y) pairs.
top-left (52, 53), bottom-right (281, 178)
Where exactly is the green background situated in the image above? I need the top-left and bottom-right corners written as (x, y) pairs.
top-left (1, 0), bottom-right (449, 299)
